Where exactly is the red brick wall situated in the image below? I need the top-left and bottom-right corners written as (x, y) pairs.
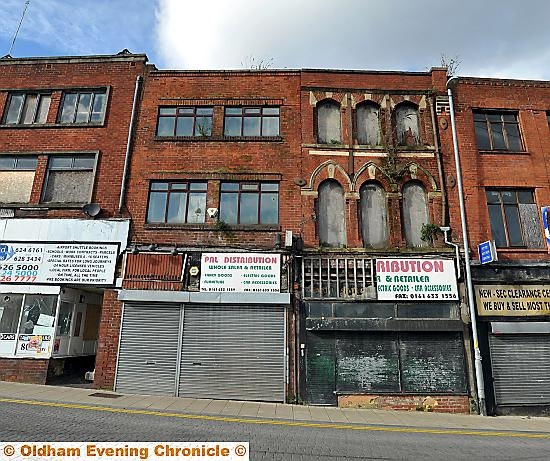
top-left (125, 70), bottom-right (303, 250)
top-left (440, 78), bottom-right (550, 261)
top-left (0, 55), bottom-right (147, 218)
top-left (339, 394), bottom-right (471, 413)
top-left (299, 69), bottom-right (449, 249)
top-left (93, 289), bottom-right (122, 390)
top-left (0, 358), bottom-right (49, 384)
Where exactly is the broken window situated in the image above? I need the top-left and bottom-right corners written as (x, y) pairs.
top-left (317, 180), bottom-right (346, 247)
top-left (402, 181), bottom-right (429, 247)
top-left (147, 181), bottom-right (207, 224)
top-left (473, 111), bottom-right (523, 152)
top-left (356, 102), bottom-right (381, 146)
top-left (360, 182), bottom-right (388, 248)
top-left (486, 189), bottom-right (542, 248)
top-left (157, 106), bottom-right (213, 137)
top-left (0, 156), bottom-right (37, 203)
top-left (3, 93), bottom-right (51, 125)
top-left (59, 89), bottom-right (107, 124)
top-left (317, 100), bottom-right (341, 144)
top-left (42, 155), bottom-right (95, 203)
top-left (395, 103), bottom-right (420, 146)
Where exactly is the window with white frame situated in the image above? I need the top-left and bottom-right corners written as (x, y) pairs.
top-left (3, 93), bottom-right (51, 125)
top-left (58, 90), bottom-right (107, 124)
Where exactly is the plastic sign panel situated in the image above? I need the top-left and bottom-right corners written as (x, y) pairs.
top-left (478, 240), bottom-right (498, 265)
top-left (0, 242), bottom-right (119, 285)
top-left (542, 206), bottom-right (550, 254)
top-left (476, 284), bottom-right (550, 316)
top-left (376, 258), bottom-right (459, 301)
top-left (200, 253), bottom-right (280, 293)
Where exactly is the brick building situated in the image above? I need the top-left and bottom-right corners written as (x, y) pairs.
top-left (94, 68), bottom-right (303, 402)
top-left (443, 77), bottom-right (550, 415)
top-left (0, 52), bottom-right (148, 383)
top-left (297, 69), bottom-right (471, 413)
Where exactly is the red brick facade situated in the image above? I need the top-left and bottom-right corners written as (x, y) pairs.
top-left (0, 358), bottom-right (49, 384)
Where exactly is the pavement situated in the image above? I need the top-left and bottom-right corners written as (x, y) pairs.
top-left (1, 380), bottom-right (549, 435)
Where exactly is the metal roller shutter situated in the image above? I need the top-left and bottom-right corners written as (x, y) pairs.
top-left (399, 332), bottom-right (466, 393)
top-left (306, 331), bottom-right (336, 405)
top-left (336, 332), bottom-right (400, 393)
top-left (490, 334), bottom-right (550, 405)
top-left (178, 305), bottom-right (285, 402)
top-left (115, 302), bottom-right (181, 396)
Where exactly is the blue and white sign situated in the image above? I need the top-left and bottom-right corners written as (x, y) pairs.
top-left (478, 240), bottom-right (497, 265)
top-left (542, 206), bottom-right (550, 254)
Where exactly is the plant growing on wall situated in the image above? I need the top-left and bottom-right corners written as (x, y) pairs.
top-left (420, 223), bottom-right (442, 245)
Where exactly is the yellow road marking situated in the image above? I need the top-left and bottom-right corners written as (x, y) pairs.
top-left (1, 397), bottom-right (549, 439)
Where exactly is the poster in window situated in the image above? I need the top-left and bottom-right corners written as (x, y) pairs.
top-left (542, 206), bottom-right (550, 254)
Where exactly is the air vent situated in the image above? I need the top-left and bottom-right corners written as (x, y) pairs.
top-left (0, 209), bottom-right (15, 218)
top-left (436, 96), bottom-right (450, 115)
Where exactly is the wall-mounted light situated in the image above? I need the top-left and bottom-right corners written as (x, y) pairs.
top-left (171, 246), bottom-right (179, 256)
top-left (148, 243), bottom-right (157, 252)
top-left (131, 245), bottom-right (139, 255)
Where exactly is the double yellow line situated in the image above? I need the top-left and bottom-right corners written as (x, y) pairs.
top-left (1, 397), bottom-right (549, 439)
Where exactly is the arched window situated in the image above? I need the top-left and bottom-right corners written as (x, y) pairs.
top-left (360, 182), bottom-right (388, 248)
top-left (402, 181), bottom-right (429, 247)
top-left (317, 100), bottom-right (341, 144)
top-left (356, 102), bottom-right (381, 146)
top-left (395, 103), bottom-right (420, 146)
top-left (317, 180), bottom-right (346, 247)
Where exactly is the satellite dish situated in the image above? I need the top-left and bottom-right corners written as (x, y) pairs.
top-left (82, 203), bottom-right (101, 217)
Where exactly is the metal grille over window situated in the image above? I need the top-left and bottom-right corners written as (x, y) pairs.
top-left (59, 90), bottom-right (107, 124)
top-left (42, 155), bottom-right (95, 203)
top-left (0, 156), bottom-right (37, 203)
top-left (157, 107), bottom-right (213, 137)
top-left (146, 181), bottom-right (207, 224)
top-left (486, 189), bottom-right (542, 248)
top-left (219, 182), bottom-right (279, 225)
top-left (4, 93), bottom-right (51, 125)
top-left (473, 111), bottom-right (523, 151)
top-left (302, 256), bottom-right (374, 299)
top-left (223, 107), bottom-right (280, 137)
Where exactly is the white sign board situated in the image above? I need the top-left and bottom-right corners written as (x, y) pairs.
top-left (376, 258), bottom-right (458, 301)
top-left (200, 253), bottom-right (280, 293)
top-left (0, 242), bottom-right (119, 285)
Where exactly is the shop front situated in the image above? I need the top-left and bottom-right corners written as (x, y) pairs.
top-left (474, 280), bottom-right (550, 415)
top-left (114, 251), bottom-right (291, 402)
top-left (0, 218), bottom-right (128, 384)
top-left (301, 256), bottom-right (471, 413)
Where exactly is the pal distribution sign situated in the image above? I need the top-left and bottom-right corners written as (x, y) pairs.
top-left (200, 253), bottom-right (280, 293)
top-left (376, 258), bottom-right (458, 301)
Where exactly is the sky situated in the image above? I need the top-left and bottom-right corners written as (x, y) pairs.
top-left (0, 0), bottom-right (549, 80)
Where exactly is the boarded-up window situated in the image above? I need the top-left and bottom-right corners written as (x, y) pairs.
top-left (42, 155), bottom-right (95, 203)
top-left (317, 100), bottom-right (341, 144)
top-left (0, 156), bottom-right (37, 203)
top-left (395, 103), bottom-right (420, 146)
top-left (318, 180), bottom-right (346, 247)
top-left (486, 189), bottom-right (543, 248)
top-left (356, 102), bottom-right (381, 146)
top-left (402, 182), bottom-right (428, 247)
top-left (360, 182), bottom-right (388, 248)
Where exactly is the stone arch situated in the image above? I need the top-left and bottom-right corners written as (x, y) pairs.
top-left (398, 161), bottom-right (438, 191)
top-left (303, 160), bottom-right (352, 195)
top-left (353, 161), bottom-right (393, 193)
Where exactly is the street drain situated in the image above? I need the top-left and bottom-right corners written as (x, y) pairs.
top-left (88, 392), bottom-right (122, 399)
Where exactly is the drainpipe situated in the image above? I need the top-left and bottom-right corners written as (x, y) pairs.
top-left (446, 77), bottom-right (487, 416)
top-left (118, 75), bottom-right (143, 215)
top-left (429, 96), bottom-right (447, 226)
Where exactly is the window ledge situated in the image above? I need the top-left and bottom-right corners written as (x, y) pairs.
top-left (0, 122), bottom-right (105, 129)
top-left (0, 203), bottom-right (87, 210)
top-left (154, 135), bottom-right (283, 142)
top-left (478, 150), bottom-right (529, 155)
top-left (494, 247), bottom-right (547, 253)
top-left (144, 223), bottom-right (281, 232)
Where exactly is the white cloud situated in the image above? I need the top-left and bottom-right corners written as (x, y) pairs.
top-left (155, 0), bottom-right (550, 79)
